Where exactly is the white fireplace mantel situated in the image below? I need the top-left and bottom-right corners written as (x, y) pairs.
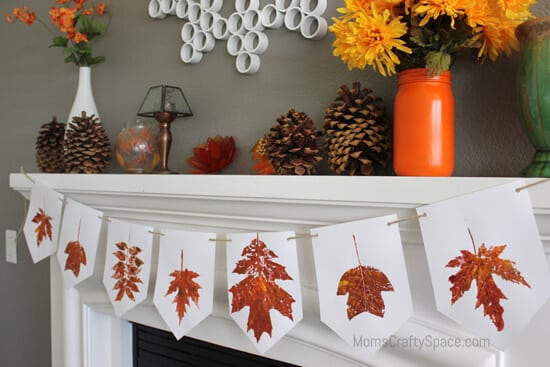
top-left (9, 174), bottom-right (550, 367)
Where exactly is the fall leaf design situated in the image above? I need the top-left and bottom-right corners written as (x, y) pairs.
top-left (229, 234), bottom-right (295, 342)
top-left (64, 241), bottom-right (87, 278)
top-left (446, 228), bottom-right (531, 332)
top-left (337, 235), bottom-right (394, 320)
top-left (112, 241), bottom-right (144, 302)
top-left (64, 218), bottom-right (87, 278)
top-left (32, 208), bottom-right (53, 246)
top-left (165, 249), bottom-right (201, 324)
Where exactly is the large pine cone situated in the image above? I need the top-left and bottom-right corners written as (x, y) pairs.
top-left (36, 116), bottom-right (66, 173)
top-left (267, 109), bottom-right (322, 175)
top-left (323, 82), bottom-right (391, 175)
top-left (64, 112), bottom-right (111, 173)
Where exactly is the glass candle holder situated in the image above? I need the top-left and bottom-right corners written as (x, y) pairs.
top-left (114, 120), bottom-right (160, 173)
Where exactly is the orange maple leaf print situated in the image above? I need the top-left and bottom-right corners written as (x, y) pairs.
top-left (446, 228), bottom-right (531, 331)
top-left (337, 235), bottom-right (394, 320)
top-left (165, 250), bottom-right (201, 324)
top-left (64, 240), bottom-right (87, 278)
top-left (229, 234), bottom-right (295, 342)
top-left (112, 241), bottom-right (144, 302)
top-left (32, 208), bottom-right (53, 246)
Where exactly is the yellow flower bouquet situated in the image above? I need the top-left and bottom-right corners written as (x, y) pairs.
top-left (330, 0), bottom-right (536, 76)
top-left (6, 0), bottom-right (108, 66)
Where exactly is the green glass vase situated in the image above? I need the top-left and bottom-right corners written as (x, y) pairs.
top-left (516, 17), bottom-right (550, 177)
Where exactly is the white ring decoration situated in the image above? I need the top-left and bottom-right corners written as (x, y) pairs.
top-left (149, 0), bottom-right (328, 73)
top-left (243, 31), bottom-right (269, 54)
top-left (236, 52), bottom-right (261, 74)
top-left (227, 34), bottom-right (244, 56)
top-left (180, 42), bottom-right (203, 63)
top-left (284, 7), bottom-right (303, 31)
top-left (148, 0), bottom-right (167, 19)
top-left (300, 15), bottom-right (327, 40)
top-left (243, 9), bottom-right (264, 31)
top-left (299, 0), bottom-right (327, 16)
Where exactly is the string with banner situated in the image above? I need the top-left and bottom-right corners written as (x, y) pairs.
top-left (417, 180), bottom-right (550, 349)
top-left (56, 198), bottom-right (103, 288)
top-left (226, 231), bottom-right (303, 354)
top-left (102, 218), bottom-right (154, 317)
top-left (311, 215), bottom-right (413, 358)
top-left (15, 175), bottom-right (550, 353)
top-left (153, 229), bottom-right (217, 341)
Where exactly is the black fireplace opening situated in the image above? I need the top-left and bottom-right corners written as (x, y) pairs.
top-left (133, 323), bottom-right (301, 367)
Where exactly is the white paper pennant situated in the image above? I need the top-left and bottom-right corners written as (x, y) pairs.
top-left (153, 229), bottom-right (216, 340)
top-left (311, 215), bottom-right (413, 358)
top-left (417, 180), bottom-right (550, 349)
top-left (226, 232), bottom-right (303, 354)
top-left (23, 181), bottom-right (64, 263)
top-left (103, 218), bottom-right (154, 317)
top-left (56, 198), bottom-right (103, 288)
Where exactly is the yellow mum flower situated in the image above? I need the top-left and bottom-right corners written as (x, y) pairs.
top-left (330, 3), bottom-right (412, 76)
top-left (413, 0), bottom-right (466, 27)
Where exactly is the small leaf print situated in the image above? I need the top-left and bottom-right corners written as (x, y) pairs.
top-left (64, 219), bottom-right (87, 278)
top-left (165, 250), bottom-right (201, 324)
top-left (32, 208), bottom-right (53, 246)
top-left (229, 234), bottom-right (295, 342)
top-left (446, 228), bottom-right (531, 331)
top-left (64, 241), bottom-right (87, 277)
top-left (112, 241), bottom-right (143, 302)
top-left (337, 235), bottom-right (394, 320)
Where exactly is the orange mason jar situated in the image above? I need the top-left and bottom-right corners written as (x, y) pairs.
top-left (393, 68), bottom-right (455, 176)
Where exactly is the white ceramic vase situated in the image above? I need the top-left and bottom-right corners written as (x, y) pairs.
top-left (67, 66), bottom-right (100, 124)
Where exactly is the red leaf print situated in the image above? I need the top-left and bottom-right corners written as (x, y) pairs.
top-left (337, 235), bottom-right (394, 320)
top-left (229, 234), bottom-right (295, 342)
top-left (112, 241), bottom-right (143, 302)
top-left (446, 228), bottom-right (531, 331)
top-left (64, 240), bottom-right (87, 278)
top-left (165, 250), bottom-right (201, 324)
top-left (32, 208), bottom-right (53, 246)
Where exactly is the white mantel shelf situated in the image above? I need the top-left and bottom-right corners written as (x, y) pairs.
top-left (9, 174), bottom-right (550, 367)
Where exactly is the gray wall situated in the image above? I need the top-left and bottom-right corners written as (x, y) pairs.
top-left (1, 1), bottom-right (549, 365)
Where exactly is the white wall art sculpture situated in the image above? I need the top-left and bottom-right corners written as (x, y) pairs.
top-left (148, 0), bottom-right (328, 74)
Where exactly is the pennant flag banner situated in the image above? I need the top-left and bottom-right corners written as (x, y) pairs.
top-left (153, 229), bottom-right (217, 340)
top-left (103, 218), bottom-right (154, 317)
top-left (56, 198), bottom-right (103, 288)
top-left (311, 216), bottom-right (414, 357)
top-left (226, 232), bottom-right (303, 354)
top-left (16, 177), bottom-right (550, 355)
top-left (23, 181), bottom-right (64, 264)
top-left (417, 180), bottom-right (550, 349)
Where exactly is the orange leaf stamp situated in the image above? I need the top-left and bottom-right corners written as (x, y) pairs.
top-left (337, 235), bottom-right (394, 320)
top-left (229, 234), bottom-right (295, 342)
top-left (446, 228), bottom-right (531, 331)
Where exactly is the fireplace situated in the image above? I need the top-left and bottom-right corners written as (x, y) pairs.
top-left (133, 323), bottom-right (298, 367)
top-left (10, 174), bottom-right (550, 367)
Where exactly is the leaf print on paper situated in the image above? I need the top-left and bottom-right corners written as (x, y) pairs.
top-left (112, 241), bottom-right (144, 302)
top-left (337, 235), bottom-right (394, 320)
top-left (165, 249), bottom-right (201, 324)
top-left (64, 241), bottom-right (87, 277)
top-left (64, 219), bottom-right (87, 278)
top-left (32, 208), bottom-right (53, 246)
top-left (229, 234), bottom-right (295, 342)
top-left (446, 228), bottom-right (531, 332)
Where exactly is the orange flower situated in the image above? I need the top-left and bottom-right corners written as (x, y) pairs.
top-left (72, 31), bottom-right (88, 43)
top-left (7, 6), bottom-right (36, 25)
top-left (4, 0), bottom-right (107, 66)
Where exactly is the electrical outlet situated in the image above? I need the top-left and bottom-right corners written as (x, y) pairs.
top-left (5, 230), bottom-right (17, 264)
